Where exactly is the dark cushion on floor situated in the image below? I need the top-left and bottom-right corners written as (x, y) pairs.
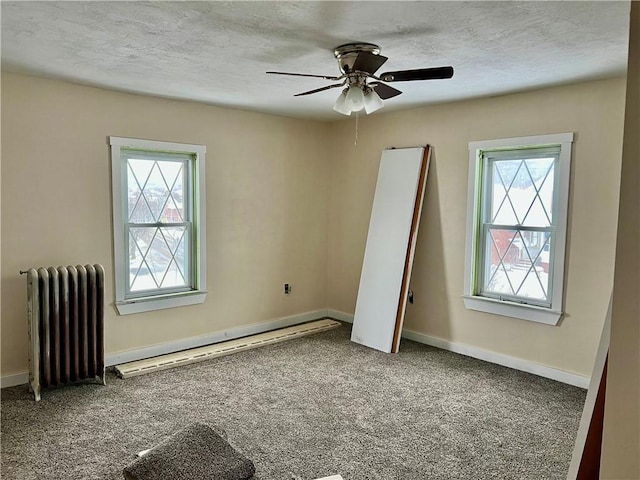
top-left (123, 423), bottom-right (255, 480)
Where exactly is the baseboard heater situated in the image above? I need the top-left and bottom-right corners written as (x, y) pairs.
top-left (115, 318), bottom-right (341, 378)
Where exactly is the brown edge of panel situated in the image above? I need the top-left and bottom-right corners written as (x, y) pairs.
top-left (391, 145), bottom-right (431, 353)
top-left (576, 357), bottom-right (608, 480)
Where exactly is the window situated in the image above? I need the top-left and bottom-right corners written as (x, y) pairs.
top-left (110, 137), bottom-right (206, 315)
top-left (463, 133), bottom-right (573, 325)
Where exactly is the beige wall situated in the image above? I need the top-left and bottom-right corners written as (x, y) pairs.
top-left (0, 72), bottom-right (627, 381)
top-left (326, 77), bottom-right (626, 377)
top-left (601, 1), bottom-right (640, 477)
top-left (1, 73), bottom-right (330, 376)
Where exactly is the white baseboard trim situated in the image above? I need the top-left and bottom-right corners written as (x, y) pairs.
top-left (401, 329), bottom-right (590, 389)
top-left (0, 372), bottom-right (30, 389)
top-left (326, 309), bottom-right (354, 323)
top-left (1, 309), bottom-right (330, 388)
top-left (325, 309), bottom-right (589, 389)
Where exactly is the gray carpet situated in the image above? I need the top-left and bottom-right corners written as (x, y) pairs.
top-left (1, 323), bottom-right (585, 480)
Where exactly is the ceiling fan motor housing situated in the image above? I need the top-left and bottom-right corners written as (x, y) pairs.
top-left (334, 42), bottom-right (381, 75)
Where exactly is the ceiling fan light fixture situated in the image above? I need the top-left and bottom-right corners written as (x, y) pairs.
top-left (363, 88), bottom-right (384, 114)
top-left (345, 85), bottom-right (365, 112)
top-left (333, 90), bottom-right (351, 115)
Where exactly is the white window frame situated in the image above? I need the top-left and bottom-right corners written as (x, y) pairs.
top-left (110, 136), bottom-right (207, 315)
top-left (463, 133), bottom-right (573, 325)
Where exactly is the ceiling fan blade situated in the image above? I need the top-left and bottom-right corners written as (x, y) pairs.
top-left (293, 83), bottom-right (345, 97)
top-left (379, 66), bottom-right (454, 82)
top-left (351, 52), bottom-right (388, 75)
top-left (372, 82), bottom-right (403, 100)
top-left (267, 71), bottom-right (343, 81)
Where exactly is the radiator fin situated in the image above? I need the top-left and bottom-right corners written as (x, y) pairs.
top-left (115, 319), bottom-right (341, 378)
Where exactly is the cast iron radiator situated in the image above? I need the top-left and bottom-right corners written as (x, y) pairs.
top-left (25, 265), bottom-right (106, 401)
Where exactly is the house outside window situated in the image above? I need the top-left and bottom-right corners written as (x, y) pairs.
top-left (110, 137), bottom-right (207, 315)
top-left (463, 133), bottom-right (574, 325)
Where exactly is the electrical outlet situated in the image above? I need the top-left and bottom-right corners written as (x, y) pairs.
top-left (284, 283), bottom-right (291, 295)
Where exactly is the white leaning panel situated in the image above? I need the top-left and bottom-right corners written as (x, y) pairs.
top-left (351, 147), bottom-right (425, 353)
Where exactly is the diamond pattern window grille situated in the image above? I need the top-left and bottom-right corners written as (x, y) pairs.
top-left (490, 157), bottom-right (555, 227)
top-left (482, 228), bottom-right (552, 303)
top-left (127, 159), bottom-right (185, 224)
top-left (478, 149), bottom-right (559, 307)
top-left (129, 226), bottom-right (188, 292)
top-left (123, 151), bottom-right (193, 296)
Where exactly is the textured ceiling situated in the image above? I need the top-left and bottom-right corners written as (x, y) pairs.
top-left (1, 1), bottom-right (631, 120)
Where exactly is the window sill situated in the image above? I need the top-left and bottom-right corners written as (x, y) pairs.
top-left (115, 291), bottom-right (207, 315)
top-left (462, 295), bottom-right (562, 325)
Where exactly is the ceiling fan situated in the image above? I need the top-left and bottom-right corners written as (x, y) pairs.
top-left (267, 42), bottom-right (454, 116)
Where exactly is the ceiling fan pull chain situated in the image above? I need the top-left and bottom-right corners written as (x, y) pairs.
top-left (354, 111), bottom-right (359, 146)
